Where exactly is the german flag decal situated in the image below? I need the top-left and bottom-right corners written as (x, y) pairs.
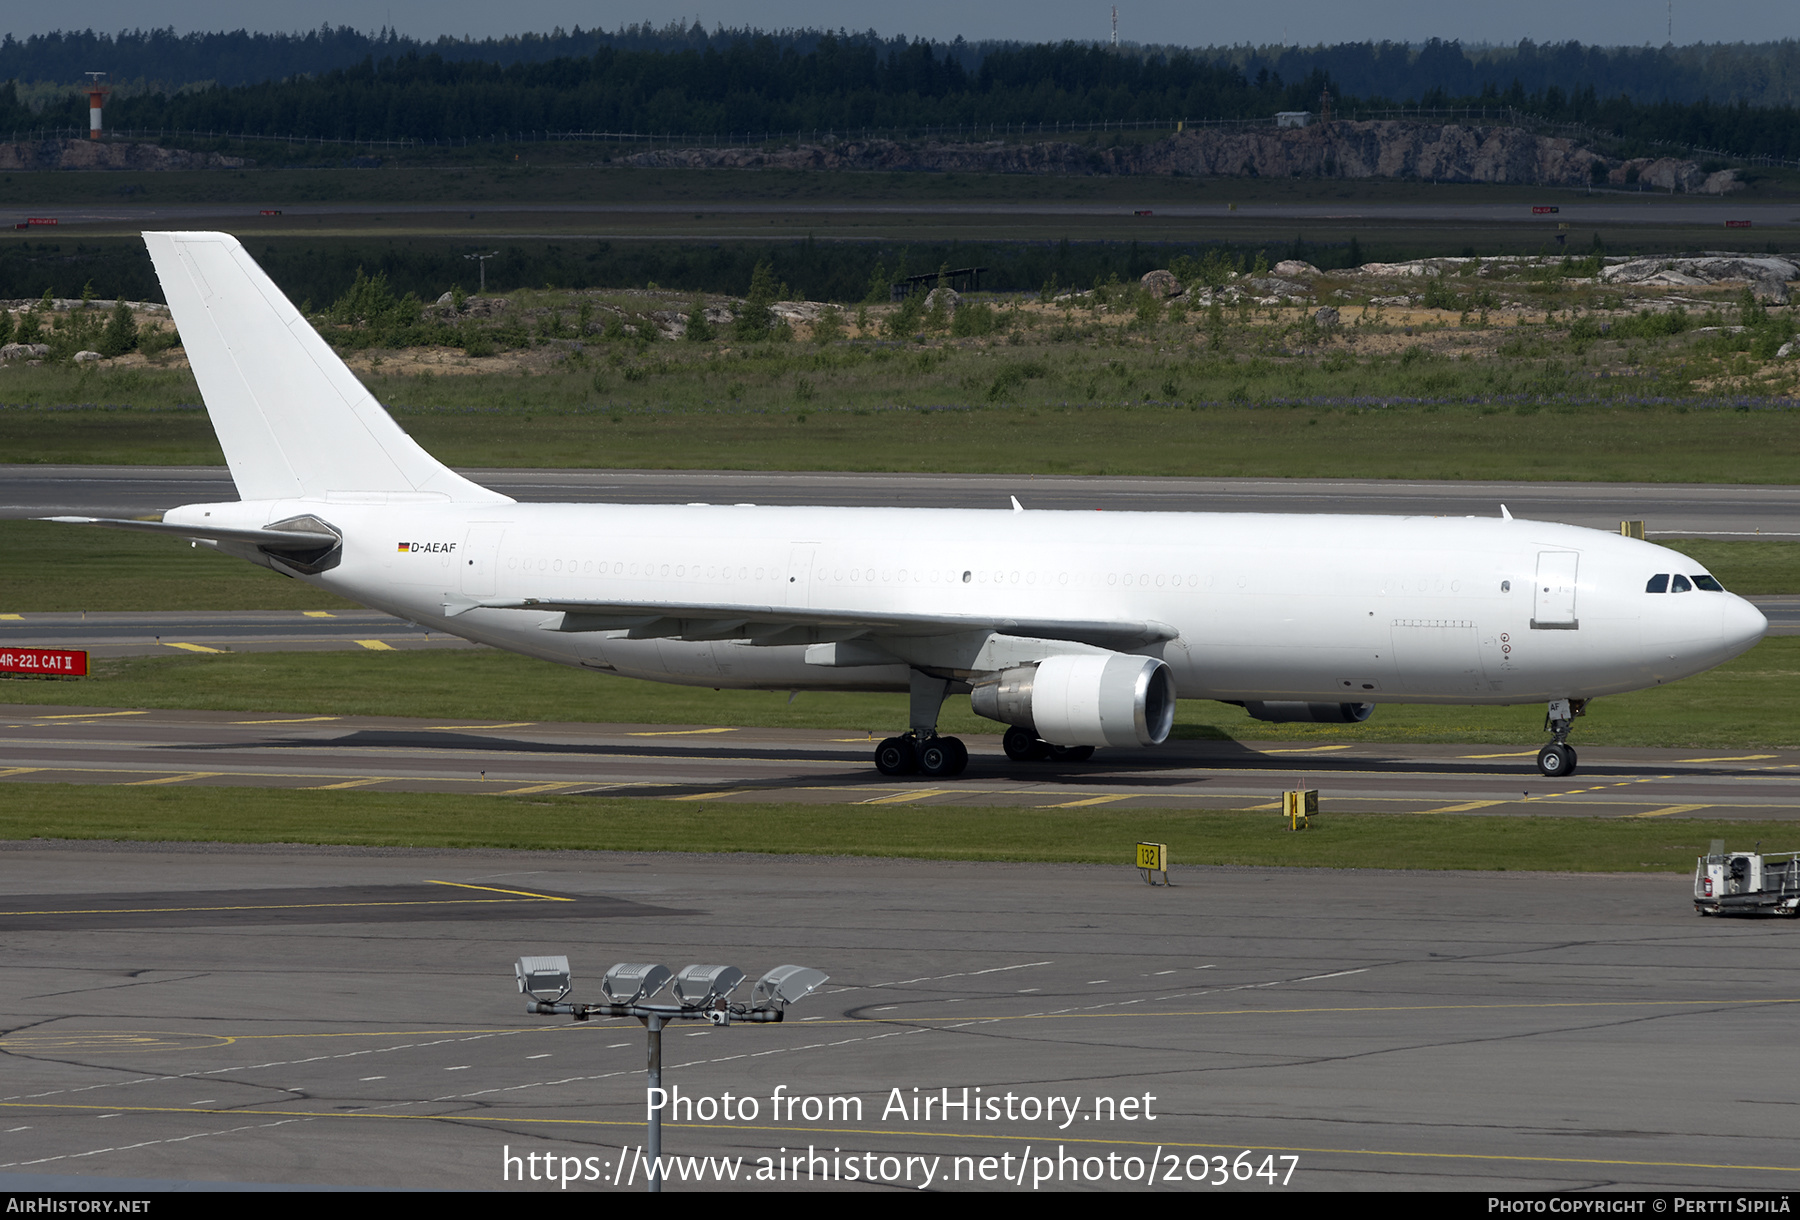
top-left (397, 542), bottom-right (412, 552)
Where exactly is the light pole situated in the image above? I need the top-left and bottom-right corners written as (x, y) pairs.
top-left (515, 956), bottom-right (828, 1193)
top-left (464, 250), bottom-right (497, 294)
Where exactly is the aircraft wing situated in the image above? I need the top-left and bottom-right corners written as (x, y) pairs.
top-left (470, 596), bottom-right (1177, 649)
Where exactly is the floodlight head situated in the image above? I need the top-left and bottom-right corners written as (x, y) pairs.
top-left (750, 965), bottom-right (829, 1010)
top-left (671, 964), bottom-right (745, 1009)
top-left (600, 962), bottom-right (673, 1007)
top-left (515, 955), bottom-right (572, 1003)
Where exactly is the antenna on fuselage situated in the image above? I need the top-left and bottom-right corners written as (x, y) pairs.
top-left (1500, 504), bottom-right (1513, 520)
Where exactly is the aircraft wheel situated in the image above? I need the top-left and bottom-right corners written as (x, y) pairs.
top-left (1050, 745), bottom-right (1095, 762)
top-left (1003, 726), bottom-right (1040, 761)
top-left (919, 736), bottom-right (968, 777)
top-left (1536, 743), bottom-right (1576, 777)
top-left (875, 736), bottom-right (918, 776)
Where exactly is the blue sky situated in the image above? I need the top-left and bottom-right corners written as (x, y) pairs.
top-left (8, 1), bottom-right (1789, 49)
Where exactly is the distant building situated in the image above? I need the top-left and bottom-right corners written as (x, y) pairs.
top-left (1275, 111), bottom-right (1312, 129)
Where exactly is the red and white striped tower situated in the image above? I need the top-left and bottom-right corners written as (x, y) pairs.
top-left (84, 72), bottom-right (109, 139)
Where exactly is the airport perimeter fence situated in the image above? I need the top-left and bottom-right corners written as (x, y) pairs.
top-left (7, 108), bottom-right (1799, 172)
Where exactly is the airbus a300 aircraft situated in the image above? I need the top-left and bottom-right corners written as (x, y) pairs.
top-left (51, 233), bottom-right (1768, 779)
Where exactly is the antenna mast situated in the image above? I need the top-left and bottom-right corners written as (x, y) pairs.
top-left (1111, 6), bottom-right (1118, 47)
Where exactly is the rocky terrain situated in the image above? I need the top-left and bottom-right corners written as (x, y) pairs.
top-left (619, 120), bottom-right (1741, 192)
top-left (0, 139), bottom-right (251, 171)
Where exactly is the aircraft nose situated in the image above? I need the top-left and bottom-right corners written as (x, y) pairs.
top-left (1723, 595), bottom-right (1768, 655)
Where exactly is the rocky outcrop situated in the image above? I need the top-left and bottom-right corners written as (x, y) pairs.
top-left (1139, 269), bottom-right (1183, 298)
top-left (1600, 256), bottom-right (1799, 286)
top-left (615, 120), bottom-right (1738, 191)
top-left (0, 140), bottom-right (251, 171)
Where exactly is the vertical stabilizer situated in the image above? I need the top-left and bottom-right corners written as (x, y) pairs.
top-left (144, 231), bottom-right (510, 504)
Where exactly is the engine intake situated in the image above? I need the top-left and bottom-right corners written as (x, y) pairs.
top-left (971, 653), bottom-right (1176, 747)
top-left (1242, 701), bottom-right (1375, 724)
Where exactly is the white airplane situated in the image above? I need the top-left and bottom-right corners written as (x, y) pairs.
top-left (50, 232), bottom-right (1768, 779)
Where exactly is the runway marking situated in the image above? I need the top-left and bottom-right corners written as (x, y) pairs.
top-left (1042, 794), bottom-right (1134, 808)
top-left (625, 727), bottom-right (737, 737)
top-left (1262, 745), bottom-right (1351, 754)
top-left (860, 789), bottom-right (956, 805)
top-left (31, 711), bottom-right (149, 721)
top-left (305, 778), bottom-right (387, 790)
top-left (1417, 800), bottom-right (1505, 814)
top-left (0, 768), bottom-right (41, 778)
top-left (423, 880), bottom-right (574, 901)
top-left (3, 1098), bottom-right (1797, 1177)
top-left (354, 639), bottom-right (395, 651)
top-left (669, 789), bottom-right (748, 801)
top-left (1460, 750), bottom-right (1540, 759)
top-left (830, 736), bottom-right (876, 742)
top-left (302, 611), bottom-right (335, 618)
top-left (232, 716), bottom-right (341, 725)
top-left (1629, 804), bottom-right (1712, 818)
top-left (421, 723), bottom-right (536, 731)
top-left (122, 772), bottom-right (220, 786)
top-left (0, 614), bottom-right (21, 620)
top-left (1677, 755), bottom-right (1778, 763)
top-left (826, 961), bottom-right (1053, 995)
top-left (162, 642), bottom-right (224, 653)
top-left (497, 781), bottom-right (586, 795)
top-left (0, 891), bottom-right (575, 919)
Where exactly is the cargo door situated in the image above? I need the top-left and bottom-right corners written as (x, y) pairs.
top-left (1531, 551), bottom-right (1579, 630)
top-left (460, 525), bottom-right (508, 597)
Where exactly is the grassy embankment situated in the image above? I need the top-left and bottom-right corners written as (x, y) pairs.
top-left (0, 783), bottom-right (1770, 873)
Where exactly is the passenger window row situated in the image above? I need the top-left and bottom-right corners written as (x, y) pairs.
top-left (1645, 574), bottom-right (1725, 593)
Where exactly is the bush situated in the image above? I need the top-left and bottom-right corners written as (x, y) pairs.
top-left (685, 302), bottom-right (715, 342)
top-left (98, 299), bottom-right (138, 357)
top-left (949, 301), bottom-right (996, 337)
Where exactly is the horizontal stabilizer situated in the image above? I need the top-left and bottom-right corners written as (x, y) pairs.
top-left (40, 515), bottom-right (338, 551)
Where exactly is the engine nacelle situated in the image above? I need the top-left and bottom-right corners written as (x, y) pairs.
top-left (971, 653), bottom-right (1176, 747)
top-left (1242, 701), bottom-right (1375, 724)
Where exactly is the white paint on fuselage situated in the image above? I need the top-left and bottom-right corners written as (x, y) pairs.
top-left (165, 500), bottom-right (1766, 707)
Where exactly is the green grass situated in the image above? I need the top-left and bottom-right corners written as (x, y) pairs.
top-left (4, 637), bottom-right (1799, 749)
top-left (0, 782), bottom-right (1775, 872)
top-left (9, 395), bottom-right (1800, 483)
top-left (0, 520), bottom-right (356, 612)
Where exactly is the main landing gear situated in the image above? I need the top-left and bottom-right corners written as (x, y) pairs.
top-left (874, 670), bottom-right (969, 777)
top-left (1002, 726), bottom-right (1094, 764)
top-left (1536, 697), bottom-right (1587, 777)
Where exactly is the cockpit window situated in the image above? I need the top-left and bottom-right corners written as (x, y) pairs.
top-left (1671, 574), bottom-right (1693, 593)
top-left (1645, 574), bottom-right (1669, 593)
top-left (1692, 574), bottom-right (1725, 592)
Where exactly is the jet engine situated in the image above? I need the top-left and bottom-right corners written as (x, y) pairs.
top-left (971, 653), bottom-right (1176, 747)
top-left (1242, 701), bottom-right (1375, 724)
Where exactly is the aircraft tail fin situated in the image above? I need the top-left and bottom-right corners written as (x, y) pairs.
top-left (144, 231), bottom-right (509, 505)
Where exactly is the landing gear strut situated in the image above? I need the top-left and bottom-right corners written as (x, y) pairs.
top-left (1536, 697), bottom-right (1587, 777)
top-left (874, 670), bottom-right (969, 777)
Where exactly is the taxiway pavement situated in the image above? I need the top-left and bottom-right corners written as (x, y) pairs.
top-left (0, 841), bottom-right (1795, 1192)
top-left (6, 466), bottom-right (1800, 536)
top-left (2, 704), bottom-right (1796, 820)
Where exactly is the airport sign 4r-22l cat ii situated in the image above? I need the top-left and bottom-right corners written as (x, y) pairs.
top-left (47, 233), bottom-right (1767, 778)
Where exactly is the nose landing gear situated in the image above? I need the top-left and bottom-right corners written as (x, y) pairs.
top-left (1536, 697), bottom-right (1587, 776)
